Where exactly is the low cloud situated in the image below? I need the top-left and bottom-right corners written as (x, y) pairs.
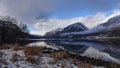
top-left (0, 0), bottom-right (56, 23)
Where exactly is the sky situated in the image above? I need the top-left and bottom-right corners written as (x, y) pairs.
top-left (0, 0), bottom-right (120, 35)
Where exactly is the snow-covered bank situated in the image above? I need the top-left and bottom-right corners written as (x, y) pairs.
top-left (0, 44), bottom-right (119, 68)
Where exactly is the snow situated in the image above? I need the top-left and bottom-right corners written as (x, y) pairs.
top-left (0, 45), bottom-right (106, 68)
top-left (0, 49), bottom-right (78, 68)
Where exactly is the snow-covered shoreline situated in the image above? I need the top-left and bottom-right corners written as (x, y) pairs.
top-left (0, 44), bottom-right (119, 68)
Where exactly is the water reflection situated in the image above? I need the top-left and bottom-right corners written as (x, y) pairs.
top-left (27, 39), bottom-right (120, 64)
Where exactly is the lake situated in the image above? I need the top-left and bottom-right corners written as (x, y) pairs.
top-left (23, 39), bottom-right (120, 64)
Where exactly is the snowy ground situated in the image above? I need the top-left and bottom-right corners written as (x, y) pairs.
top-left (0, 44), bottom-right (118, 68)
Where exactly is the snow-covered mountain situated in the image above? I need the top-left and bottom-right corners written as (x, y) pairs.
top-left (44, 28), bottom-right (63, 38)
top-left (60, 15), bottom-right (120, 37)
top-left (94, 15), bottom-right (120, 37)
top-left (102, 15), bottom-right (120, 28)
top-left (44, 22), bottom-right (88, 38)
top-left (61, 22), bottom-right (88, 33)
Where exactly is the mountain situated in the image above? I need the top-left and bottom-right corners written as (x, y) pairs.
top-left (95, 15), bottom-right (120, 38)
top-left (61, 22), bottom-right (88, 33)
top-left (44, 15), bottom-right (120, 38)
top-left (102, 15), bottom-right (120, 28)
top-left (86, 15), bottom-right (120, 34)
top-left (60, 15), bottom-right (120, 38)
top-left (44, 28), bottom-right (63, 38)
top-left (44, 22), bottom-right (88, 38)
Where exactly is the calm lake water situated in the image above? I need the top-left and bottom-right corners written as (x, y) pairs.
top-left (24, 39), bottom-right (120, 64)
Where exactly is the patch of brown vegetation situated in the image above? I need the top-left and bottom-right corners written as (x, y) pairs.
top-left (51, 51), bottom-right (68, 61)
top-left (26, 56), bottom-right (38, 64)
top-left (11, 53), bottom-right (20, 63)
top-left (12, 45), bottom-right (24, 51)
top-left (0, 44), bottom-right (10, 50)
top-left (24, 46), bottom-right (46, 57)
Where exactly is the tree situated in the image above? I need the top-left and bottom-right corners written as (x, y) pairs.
top-left (0, 16), bottom-right (18, 24)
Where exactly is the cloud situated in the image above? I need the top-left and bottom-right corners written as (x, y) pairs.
top-left (31, 9), bottom-right (120, 35)
top-left (0, 0), bottom-right (57, 23)
top-left (0, 0), bottom-right (119, 22)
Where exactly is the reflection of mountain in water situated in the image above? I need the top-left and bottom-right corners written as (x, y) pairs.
top-left (44, 40), bottom-right (120, 64)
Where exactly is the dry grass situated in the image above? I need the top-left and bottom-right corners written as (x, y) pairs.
top-left (26, 56), bottom-right (38, 64)
top-left (12, 45), bottom-right (24, 51)
top-left (11, 53), bottom-right (20, 63)
top-left (0, 44), bottom-right (10, 50)
top-left (51, 51), bottom-right (68, 61)
top-left (24, 46), bottom-right (46, 57)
